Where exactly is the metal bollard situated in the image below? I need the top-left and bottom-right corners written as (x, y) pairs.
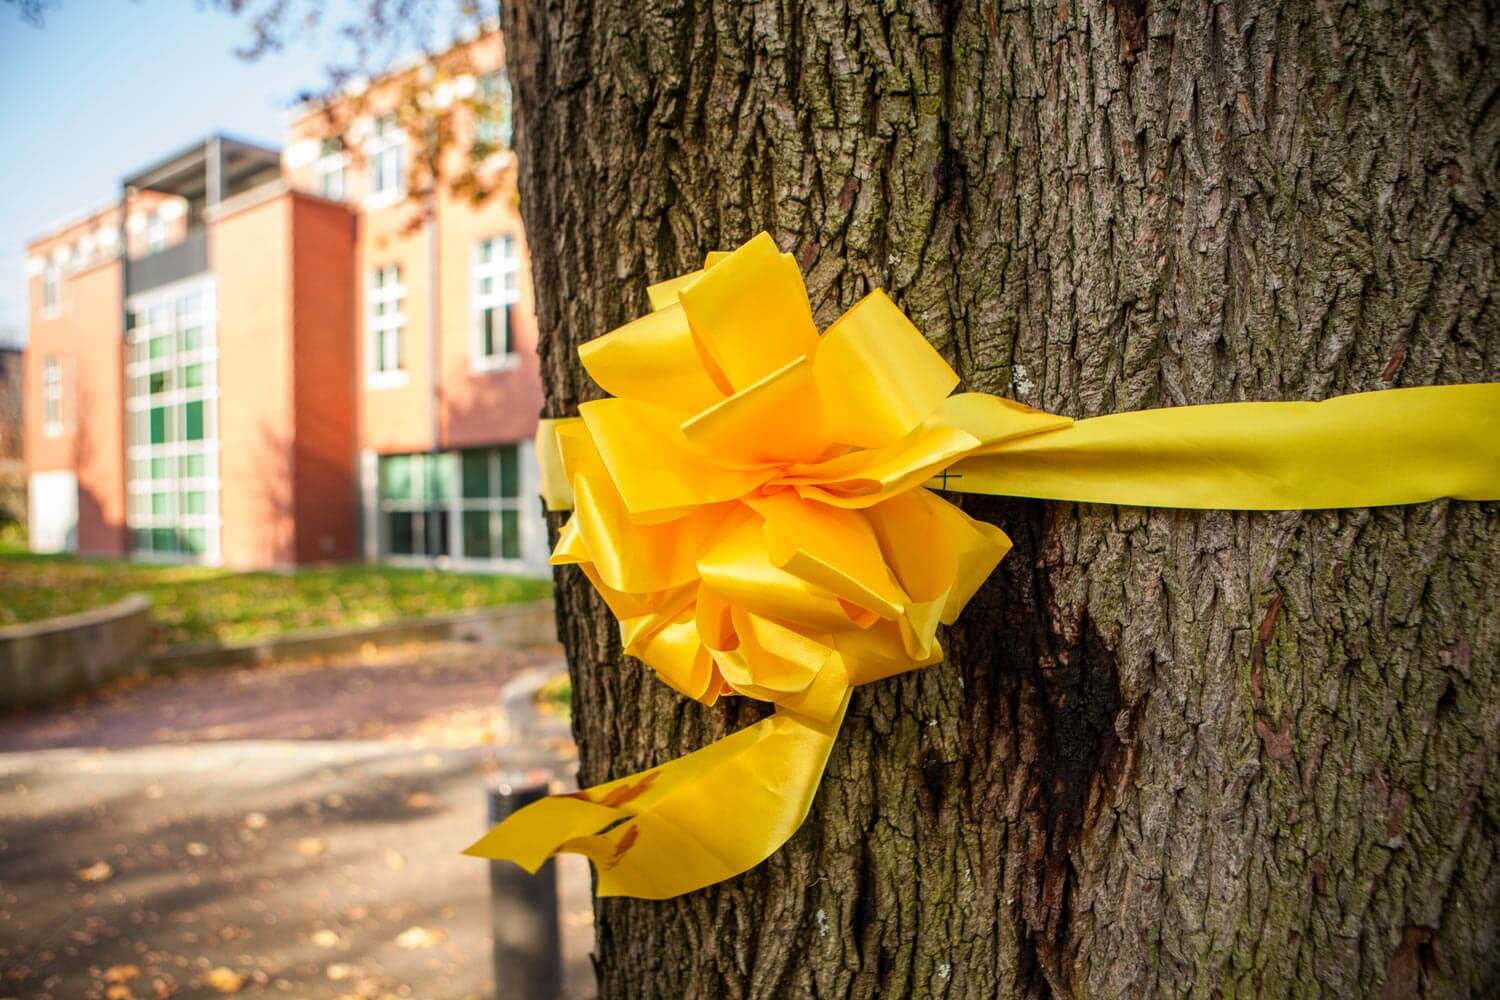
top-left (488, 774), bottom-right (562, 1000)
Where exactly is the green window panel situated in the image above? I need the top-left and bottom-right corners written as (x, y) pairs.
top-left (184, 491), bottom-right (207, 515)
top-left (149, 406), bottom-right (168, 444)
top-left (499, 445), bottom-right (519, 498)
top-left (381, 454), bottom-right (414, 501)
top-left (463, 510), bottom-right (493, 558)
top-left (427, 453), bottom-right (458, 502)
top-left (184, 400), bottom-right (204, 441)
top-left (181, 453), bottom-right (206, 478)
top-left (387, 511), bottom-right (416, 555)
top-left (182, 363), bottom-right (204, 388)
top-left (462, 449), bottom-right (491, 499)
top-left (500, 510), bottom-right (520, 559)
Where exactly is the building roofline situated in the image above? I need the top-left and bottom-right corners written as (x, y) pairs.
top-left (288, 19), bottom-right (502, 127)
top-left (29, 131), bottom-right (284, 249)
top-left (27, 197), bottom-right (122, 249)
top-left (122, 131), bottom-right (281, 191)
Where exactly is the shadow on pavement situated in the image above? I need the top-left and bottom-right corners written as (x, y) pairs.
top-left (0, 642), bottom-right (595, 999)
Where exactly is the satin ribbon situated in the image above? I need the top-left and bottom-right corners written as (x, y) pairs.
top-left (465, 232), bottom-right (1500, 899)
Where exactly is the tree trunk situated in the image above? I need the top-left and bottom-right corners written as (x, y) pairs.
top-left (504, 1), bottom-right (1500, 995)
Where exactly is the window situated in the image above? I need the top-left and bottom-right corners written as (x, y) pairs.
top-left (378, 445), bottom-right (523, 563)
top-left (368, 265), bottom-right (407, 385)
top-left (315, 137), bottom-right (348, 201)
top-left (145, 210), bottom-right (167, 253)
top-left (367, 114), bottom-right (407, 202)
top-left (125, 279), bottom-right (220, 562)
top-left (472, 235), bottom-right (521, 370)
top-left (43, 356), bottom-right (63, 436)
top-left (476, 70), bottom-right (513, 149)
top-left (42, 258), bottom-right (60, 315)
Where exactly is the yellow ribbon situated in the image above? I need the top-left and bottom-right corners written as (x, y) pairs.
top-left (466, 232), bottom-right (1500, 899)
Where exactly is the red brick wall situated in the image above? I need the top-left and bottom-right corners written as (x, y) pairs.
top-left (436, 168), bottom-right (544, 449)
top-left (289, 195), bottom-right (359, 562)
top-left (284, 30), bottom-right (541, 460)
top-left (23, 256), bottom-right (127, 556)
top-left (211, 193), bottom-right (297, 568)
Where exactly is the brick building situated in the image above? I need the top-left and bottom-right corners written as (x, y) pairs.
top-left (21, 29), bottom-right (548, 574)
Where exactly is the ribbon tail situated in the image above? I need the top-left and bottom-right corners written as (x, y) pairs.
top-left (465, 694), bottom-right (849, 899)
top-left (939, 384), bottom-right (1500, 510)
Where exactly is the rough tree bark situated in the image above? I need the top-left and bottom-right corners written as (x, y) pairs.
top-left (504, 1), bottom-right (1499, 996)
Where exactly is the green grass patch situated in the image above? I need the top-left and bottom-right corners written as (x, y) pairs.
top-left (0, 551), bottom-right (552, 648)
top-left (535, 674), bottom-right (573, 721)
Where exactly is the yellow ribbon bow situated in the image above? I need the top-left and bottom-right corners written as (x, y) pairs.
top-left (466, 232), bottom-right (1500, 899)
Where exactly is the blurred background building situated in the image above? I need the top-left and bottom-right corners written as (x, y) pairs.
top-left (20, 28), bottom-right (548, 575)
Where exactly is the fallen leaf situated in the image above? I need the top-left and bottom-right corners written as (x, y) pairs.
top-left (185, 842), bottom-right (210, 857)
top-left (311, 929), bottom-right (341, 948)
top-left (106, 985), bottom-right (135, 1000)
top-left (296, 837), bottom-right (327, 857)
top-left (395, 925), bottom-right (447, 950)
top-left (78, 860), bottom-right (114, 882)
top-left (384, 850), bottom-right (405, 871)
top-left (205, 967), bottom-right (245, 994)
top-left (325, 963), bottom-right (355, 981)
top-left (404, 792), bottom-right (434, 809)
top-left (103, 965), bottom-right (143, 983)
top-left (242, 812), bottom-right (268, 831)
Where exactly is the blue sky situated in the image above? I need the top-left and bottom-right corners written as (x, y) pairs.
top-left (0, 0), bottom-right (360, 347)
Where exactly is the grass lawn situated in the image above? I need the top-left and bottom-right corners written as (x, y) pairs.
top-left (0, 546), bottom-right (552, 648)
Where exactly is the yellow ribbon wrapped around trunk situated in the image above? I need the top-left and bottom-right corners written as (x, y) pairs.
top-left (466, 232), bottom-right (1500, 899)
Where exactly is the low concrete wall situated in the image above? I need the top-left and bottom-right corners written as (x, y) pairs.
top-left (148, 599), bottom-right (558, 675)
top-left (0, 595), bottom-right (154, 710)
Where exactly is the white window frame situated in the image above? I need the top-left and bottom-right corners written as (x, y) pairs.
top-left (365, 114), bottom-right (407, 207)
top-left (367, 264), bottom-right (408, 388)
top-left (471, 235), bottom-right (522, 373)
top-left (43, 356), bottom-right (63, 436)
top-left (315, 138), bottom-right (349, 201)
top-left (475, 70), bottom-right (513, 149)
top-left (42, 258), bottom-right (60, 317)
top-left (377, 446), bottom-right (526, 568)
top-left (123, 276), bottom-right (222, 565)
top-left (144, 209), bottom-right (167, 253)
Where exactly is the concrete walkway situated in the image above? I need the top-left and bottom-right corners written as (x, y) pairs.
top-left (0, 643), bottom-right (594, 999)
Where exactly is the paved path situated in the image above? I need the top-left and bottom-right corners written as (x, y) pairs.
top-left (0, 643), bottom-right (594, 1000)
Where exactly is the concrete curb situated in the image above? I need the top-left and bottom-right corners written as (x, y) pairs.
top-left (0, 594), bottom-right (155, 710)
top-left (147, 599), bottom-right (558, 675)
